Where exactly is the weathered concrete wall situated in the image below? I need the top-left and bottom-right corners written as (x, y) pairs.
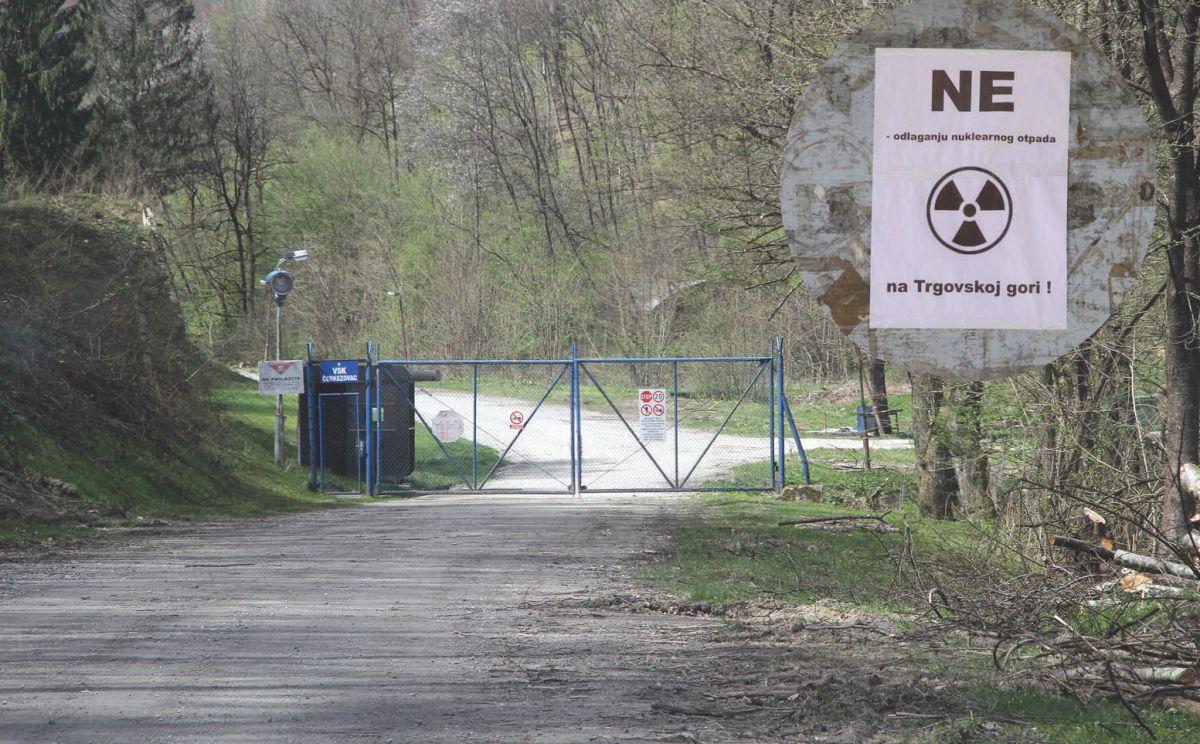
top-left (780, 0), bottom-right (1155, 380)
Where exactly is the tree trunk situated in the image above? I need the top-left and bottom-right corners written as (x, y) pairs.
top-left (1162, 275), bottom-right (1200, 543)
top-left (1127, 0), bottom-right (1200, 548)
top-left (950, 381), bottom-right (991, 517)
top-left (866, 358), bottom-right (892, 434)
top-left (912, 374), bottom-right (959, 519)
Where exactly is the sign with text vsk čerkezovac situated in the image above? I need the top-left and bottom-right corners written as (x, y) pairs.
top-left (869, 48), bottom-right (1071, 330)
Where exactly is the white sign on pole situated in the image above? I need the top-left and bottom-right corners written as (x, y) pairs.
top-left (638, 389), bottom-right (668, 443)
top-left (869, 48), bottom-right (1071, 330)
top-left (258, 360), bottom-right (305, 395)
top-left (431, 410), bottom-right (464, 443)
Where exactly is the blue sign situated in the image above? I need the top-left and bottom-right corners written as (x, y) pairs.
top-left (320, 360), bottom-right (360, 384)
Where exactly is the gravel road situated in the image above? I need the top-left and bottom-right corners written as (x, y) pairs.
top-left (0, 493), bottom-right (736, 743)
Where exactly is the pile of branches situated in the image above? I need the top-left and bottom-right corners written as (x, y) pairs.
top-left (903, 503), bottom-right (1200, 728)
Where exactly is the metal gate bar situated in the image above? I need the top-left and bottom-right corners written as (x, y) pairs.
top-left (574, 354), bottom-right (776, 493)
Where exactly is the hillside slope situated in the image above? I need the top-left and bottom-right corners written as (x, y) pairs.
top-left (0, 196), bottom-right (329, 540)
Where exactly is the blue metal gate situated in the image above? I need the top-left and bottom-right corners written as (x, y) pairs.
top-left (306, 340), bottom-right (809, 495)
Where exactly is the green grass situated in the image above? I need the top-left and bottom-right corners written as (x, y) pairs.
top-left (393, 426), bottom-right (501, 491)
top-left (0, 519), bottom-right (97, 546)
top-left (2, 377), bottom-right (371, 546)
top-left (956, 683), bottom-right (1200, 742)
top-left (6, 383), bottom-right (360, 526)
top-left (647, 455), bottom-right (957, 610)
top-left (649, 456), bottom-right (1200, 739)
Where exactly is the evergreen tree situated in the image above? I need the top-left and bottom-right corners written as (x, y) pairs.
top-left (88, 0), bottom-right (212, 192)
top-left (0, 0), bottom-right (94, 178)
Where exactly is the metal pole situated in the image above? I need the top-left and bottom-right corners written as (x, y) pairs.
top-left (274, 304), bottom-right (285, 468)
top-left (777, 337), bottom-right (786, 489)
top-left (364, 342), bottom-right (373, 497)
top-left (856, 350), bottom-right (872, 470)
top-left (568, 343), bottom-right (577, 495)
top-left (472, 363), bottom-right (479, 491)
top-left (375, 345), bottom-right (382, 494)
top-left (572, 342), bottom-right (582, 495)
top-left (673, 360), bottom-right (680, 489)
top-left (769, 342), bottom-right (777, 494)
top-left (306, 341), bottom-right (317, 489)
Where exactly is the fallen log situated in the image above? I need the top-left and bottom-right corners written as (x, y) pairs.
top-left (778, 512), bottom-right (890, 527)
top-left (1050, 536), bottom-right (1199, 581)
top-left (1057, 665), bottom-right (1196, 685)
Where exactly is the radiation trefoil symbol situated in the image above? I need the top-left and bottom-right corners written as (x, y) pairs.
top-left (926, 167), bottom-right (1013, 255)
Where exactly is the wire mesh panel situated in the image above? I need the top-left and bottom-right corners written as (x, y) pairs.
top-left (318, 392), bottom-right (362, 494)
top-left (374, 361), bottom-right (574, 493)
top-left (576, 358), bottom-right (775, 492)
top-left (365, 348), bottom-right (787, 495)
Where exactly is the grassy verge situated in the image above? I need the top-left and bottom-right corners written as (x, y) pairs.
top-left (1, 374), bottom-right (507, 546)
top-left (648, 454), bottom-right (1199, 741)
top-left (0, 519), bottom-right (98, 546)
top-left (647, 455), bottom-right (938, 610)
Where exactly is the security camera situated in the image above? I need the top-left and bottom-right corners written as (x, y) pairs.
top-left (284, 249), bottom-right (309, 263)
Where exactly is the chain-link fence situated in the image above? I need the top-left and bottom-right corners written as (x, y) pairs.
top-left (374, 360), bottom-right (575, 494)
top-left (575, 357), bottom-right (776, 492)
top-left (304, 343), bottom-right (807, 495)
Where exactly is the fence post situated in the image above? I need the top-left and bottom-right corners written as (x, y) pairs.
top-left (673, 360), bottom-right (680, 489)
top-left (306, 341), bottom-right (318, 491)
top-left (777, 336), bottom-right (786, 491)
top-left (472, 362), bottom-right (479, 491)
top-left (374, 344), bottom-right (382, 495)
top-left (364, 342), bottom-right (373, 497)
top-left (576, 340), bottom-right (585, 496)
top-left (770, 340), bottom-right (778, 494)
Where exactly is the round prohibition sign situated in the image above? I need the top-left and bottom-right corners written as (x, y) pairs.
top-left (652, 404), bottom-right (665, 416)
top-left (652, 390), bottom-right (665, 402)
top-left (926, 166), bottom-right (1013, 255)
top-left (509, 410), bottom-right (524, 425)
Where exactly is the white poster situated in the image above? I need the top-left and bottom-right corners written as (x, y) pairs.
top-left (869, 48), bottom-right (1071, 329)
top-left (638, 389), bottom-right (667, 443)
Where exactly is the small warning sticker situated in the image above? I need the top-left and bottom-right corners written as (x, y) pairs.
top-left (638, 389), bottom-right (668, 442)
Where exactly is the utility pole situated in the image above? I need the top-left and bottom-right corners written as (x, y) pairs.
top-left (263, 249), bottom-right (309, 469)
top-left (274, 303), bottom-right (285, 467)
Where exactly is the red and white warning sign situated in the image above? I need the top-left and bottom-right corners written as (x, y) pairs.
top-left (508, 410), bottom-right (525, 430)
top-left (258, 360), bottom-right (305, 395)
top-left (638, 389), bottom-right (668, 442)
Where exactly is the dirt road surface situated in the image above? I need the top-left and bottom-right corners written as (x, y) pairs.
top-left (0, 494), bottom-right (966, 743)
